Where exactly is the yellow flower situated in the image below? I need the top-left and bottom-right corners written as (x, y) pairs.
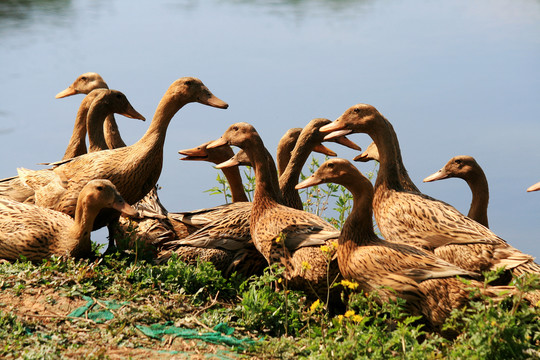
top-left (352, 315), bottom-right (363, 323)
top-left (310, 299), bottom-right (321, 312)
top-left (344, 310), bottom-right (355, 318)
top-left (320, 245), bottom-right (330, 253)
top-left (337, 315), bottom-right (344, 324)
top-left (301, 261), bottom-right (312, 271)
top-left (331, 242), bottom-right (338, 249)
top-left (278, 278), bottom-right (282, 283)
top-left (341, 279), bottom-right (359, 290)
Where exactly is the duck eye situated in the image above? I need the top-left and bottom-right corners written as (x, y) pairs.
top-left (96, 186), bottom-right (103, 191)
top-left (116, 94), bottom-right (122, 99)
top-left (81, 76), bottom-right (87, 81)
top-left (455, 159), bottom-right (462, 165)
top-left (328, 163), bottom-right (335, 169)
top-left (353, 108), bottom-right (361, 113)
top-left (232, 126), bottom-right (238, 131)
top-left (185, 80), bottom-right (193, 86)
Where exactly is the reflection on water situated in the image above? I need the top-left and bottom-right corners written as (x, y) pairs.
top-left (0, 0), bottom-right (73, 31)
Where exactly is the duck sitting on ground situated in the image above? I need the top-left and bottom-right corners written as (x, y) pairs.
top-left (0, 179), bottom-right (136, 261)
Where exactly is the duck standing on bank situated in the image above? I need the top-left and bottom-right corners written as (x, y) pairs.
top-left (320, 104), bottom-right (540, 279)
top-left (207, 122), bottom-right (344, 309)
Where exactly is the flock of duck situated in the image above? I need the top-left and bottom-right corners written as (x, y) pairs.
top-left (0, 73), bottom-right (539, 335)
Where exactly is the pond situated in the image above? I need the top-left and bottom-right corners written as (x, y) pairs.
top-left (0, 0), bottom-right (539, 258)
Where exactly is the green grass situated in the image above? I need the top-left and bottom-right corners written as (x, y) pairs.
top-left (0, 251), bottom-right (538, 359)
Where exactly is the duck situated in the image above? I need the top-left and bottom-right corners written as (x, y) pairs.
top-left (0, 179), bottom-right (136, 261)
top-left (0, 77), bottom-right (228, 254)
top-left (207, 122), bottom-right (344, 308)
top-left (423, 155), bottom-right (490, 228)
top-left (295, 158), bottom-right (522, 334)
top-left (320, 104), bottom-right (540, 278)
top-left (56, 72), bottom-right (128, 154)
top-left (354, 141), bottom-right (419, 192)
top-left (58, 85), bottom-right (174, 256)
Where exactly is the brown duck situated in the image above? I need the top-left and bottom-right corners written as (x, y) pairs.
top-left (296, 158), bottom-right (522, 334)
top-left (0, 179), bottom-right (136, 261)
top-left (424, 155), bottom-right (490, 228)
top-left (207, 122), bottom-right (344, 308)
top-left (320, 104), bottom-right (540, 278)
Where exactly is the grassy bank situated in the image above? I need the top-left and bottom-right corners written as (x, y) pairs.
top-left (0, 250), bottom-right (538, 359)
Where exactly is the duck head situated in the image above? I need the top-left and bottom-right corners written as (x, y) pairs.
top-left (56, 72), bottom-right (109, 98)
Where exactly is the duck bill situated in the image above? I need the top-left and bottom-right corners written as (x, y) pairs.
top-left (206, 137), bottom-right (228, 149)
top-left (112, 196), bottom-right (138, 217)
top-left (323, 129), bottom-right (352, 141)
top-left (119, 105), bottom-right (146, 121)
top-left (215, 157), bottom-right (239, 169)
top-left (333, 135), bottom-right (362, 151)
top-left (353, 153), bottom-right (370, 162)
top-left (296, 175), bottom-right (324, 190)
top-left (527, 181), bottom-right (540, 192)
top-left (312, 144), bottom-right (336, 157)
top-left (423, 169), bottom-right (449, 183)
top-left (178, 147), bottom-right (208, 161)
top-left (320, 120), bottom-right (346, 133)
top-left (55, 86), bottom-right (78, 99)
top-left (199, 93), bottom-right (229, 109)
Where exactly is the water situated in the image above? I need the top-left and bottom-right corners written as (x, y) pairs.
top-left (0, 0), bottom-right (539, 258)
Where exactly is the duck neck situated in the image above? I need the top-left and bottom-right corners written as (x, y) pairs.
top-left (244, 137), bottom-right (283, 208)
top-left (370, 116), bottom-right (406, 191)
top-left (87, 100), bottom-right (114, 153)
top-left (340, 172), bottom-right (379, 247)
top-left (62, 95), bottom-right (93, 160)
top-left (104, 114), bottom-right (127, 149)
top-left (464, 169), bottom-right (489, 228)
top-left (65, 197), bottom-right (97, 257)
top-left (137, 90), bottom-right (188, 151)
top-left (278, 132), bottom-right (314, 210)
top-left (221, 166), bottom-right (249, 202)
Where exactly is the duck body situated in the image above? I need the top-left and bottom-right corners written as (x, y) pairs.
top-left (320, 104), bottom-right (540, 278)
top-left (0, 179), bottom-right (136, 261)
